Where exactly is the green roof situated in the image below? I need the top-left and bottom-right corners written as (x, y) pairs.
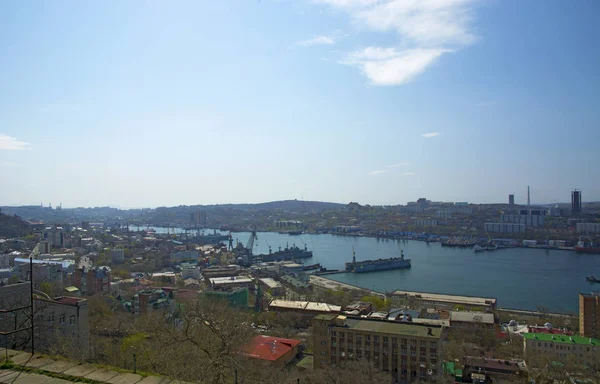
top-left (523, 333), bottom-right (600, 345)
top-left (443, 362), bottom-right (456, 374)
top-left (64, 286), bottom-right (79, 292)
top-left (314, 314), bottom-right (338, 321)
top-left (344, 318), bottom-right (442, 339)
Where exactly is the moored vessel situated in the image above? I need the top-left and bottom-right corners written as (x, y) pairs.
top-left (345, 248), bottom-right (411, 273)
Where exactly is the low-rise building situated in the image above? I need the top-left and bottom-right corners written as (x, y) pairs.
top-left (242, 335), bottom-right (301, 368)
top-left (449, 311), bottom-right (495, 330)
top-left (209, 276), bottom-right (253, 291)
top-left (392, 290), bottom-right (497, 311)
top-left (461, 357), bottom-right (526, 383)
top-left (202, 266), bottom-right (239, 279)
top-left (259, 278), bottom-right (284, 296)
top-left (205, 287), bottom-right (249, 307)
top-left (313, 314), bottom-right (444, 382)
top-left (170, 250), bottom-right (199, 264)
top-left (523, 333), bottom-right (600, 369)
top-left (342, 302), bottom-right (373, 316)
top-left (181, 264), bottom-right (200, 280)
top-left (281, 263), bottom-right (304, 275)
top-left (268, 299), bottom-right (340, 316)
top-left (151, 272), bottom-right (177, 284)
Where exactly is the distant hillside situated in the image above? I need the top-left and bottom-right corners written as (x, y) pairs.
top-left (0, 213), bottom-right (32, 237)
top-left (201, 200), bottom-right (345, 212)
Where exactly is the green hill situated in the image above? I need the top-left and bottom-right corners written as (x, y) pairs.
top-left (0, 213), bottom-right (32, 237)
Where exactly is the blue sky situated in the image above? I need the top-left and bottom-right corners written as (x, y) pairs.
top-left (1, 0), bottom-right (599, 208)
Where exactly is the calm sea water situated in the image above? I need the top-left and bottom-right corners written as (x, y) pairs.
top-left (136, 227), bottom-right (600, 312)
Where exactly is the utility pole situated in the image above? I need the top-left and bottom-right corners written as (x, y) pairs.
top-left (30, 256), bottom-right (35, 355)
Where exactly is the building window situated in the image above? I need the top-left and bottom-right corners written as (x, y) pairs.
top-left (392, 338), bottom-right (398, 346)
top-left (59, 314), bottom-right (65, 324)
top-left (366, 335), bottom-right (371, 341)
top-left (357, 335), bottom-right (363, 343)
top-left (410, 340), bottom-right (416, 347)
top-left (321, 341), bottom-right (327, 346)
top-left (321, 351), bottom-right (327, 356)
top-left (383, 336), bottom-right (388, 343)
top-left (410, 350), bottom-right (416, 356)
top-left (430, 342), bottom-right (436, 348)
top-left (48, 314), bottom-right (54, 323)
top-left (420, 341), bottom-right (426, 348)
top-left (401, 339), bottom-right (407, 346)
top-left (331, 331), bottom-right (337, 337)
top-left (70, 315), bottom-right (75, 325)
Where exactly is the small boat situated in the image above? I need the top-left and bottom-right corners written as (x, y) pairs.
top-left (473, 243), bottom-right (499, 252)
top-left (586, 276), bottom-right (600, 283)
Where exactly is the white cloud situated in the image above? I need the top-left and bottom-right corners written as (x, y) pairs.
top-left (345, 48), bottom-right (447, 86)
top-left (388, 162), bottom-right (410, 168)
top-left (368, 170), bottom-right (388, 175)
top-left (313, 0), bottom-right (480, 85)
top-left (421, 132), bottom-right (441, 138)
top-left (297, 35), bottom-right (337, 47)
top-left (0, 134), bottom-right (29, 150)
top-left (403, 172), bottom-right (416, 176)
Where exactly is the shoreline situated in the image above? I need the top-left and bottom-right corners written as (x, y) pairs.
top-left (310, 274), bottom-right (578, 317)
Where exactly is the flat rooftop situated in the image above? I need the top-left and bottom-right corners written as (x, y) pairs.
top-left (269, 300), bottom-right (340, 313)
top-left (392, 290), bottom-right (497, 306)
top-left (210, 276), bottom-right (252, 285)
top-left (523, 333), bottom-right (600, 346)
top-left (450, 311), bottom-right (495, 324)
top-left (259, 278), bottom-right (283, 288)
top-left (344, 317), bottom-right (443, 339)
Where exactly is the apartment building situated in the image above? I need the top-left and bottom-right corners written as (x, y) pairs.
top-left (523, 333), bottom-right (599, 370)
top-left (73, 266), bottom-right (110, 295)
top-left (0, 283), bottom-right (88, 352)
top-left (313, 314), bottom-right (444, 383)
top-left (34, 296), bottom-right (89, 352)
top-left (579, 292), bottom-right (600, 338)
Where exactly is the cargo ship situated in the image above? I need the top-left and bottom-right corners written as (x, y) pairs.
top-left (345, 249), bottom-right (411, 273)
top-left (576, 240), bottom-right (600, 254)
top-left (258, 243), bottom-right (313, 262)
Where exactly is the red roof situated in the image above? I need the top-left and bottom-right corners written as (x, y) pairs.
top-left (53, 296), bottom-right (86, 306)
top-left (242, 335), bottom-right (301, 362)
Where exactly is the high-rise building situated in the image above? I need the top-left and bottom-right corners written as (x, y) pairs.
top-left (572, 189), bottom-right (582, 214)
top-left (579, 292), bottom-right (600, 338)
top-left (508, 194), bottom-right (514, 205)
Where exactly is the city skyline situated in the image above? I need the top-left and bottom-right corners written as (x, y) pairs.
top-left (1, 1), bottom-right (599, 207)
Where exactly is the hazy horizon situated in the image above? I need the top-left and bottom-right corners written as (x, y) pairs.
top-left (2, 1), bottom-right (599, 208)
